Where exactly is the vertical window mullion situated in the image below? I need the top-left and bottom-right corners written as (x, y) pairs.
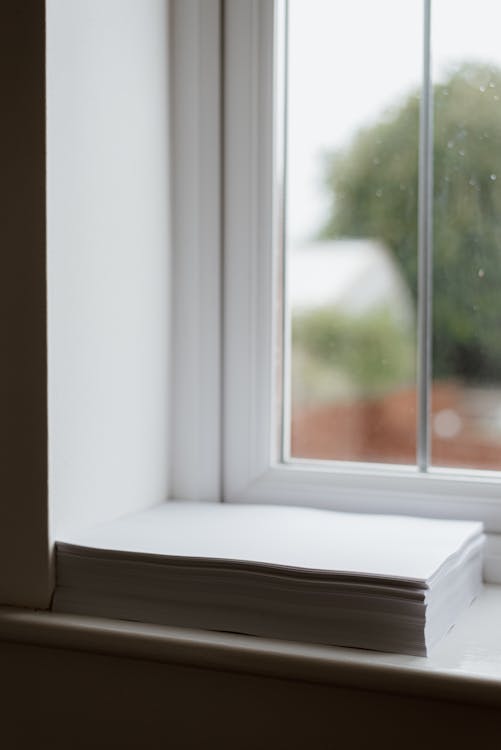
top-left (417, 0), bottom-right (434, 472)
top-left (279, 0), bottom-right (290, 463)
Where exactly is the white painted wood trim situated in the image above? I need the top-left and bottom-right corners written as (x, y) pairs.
top-left (0, 3), bottom-right (53, 608)
top-left (170, 0), bottom-right (222, 501)
top-left (223, 0), bottom-right (279, 500)
top-left (3, 586), bottom-right (501, 707)
top-left (232, 464), bottom-right (501, 530)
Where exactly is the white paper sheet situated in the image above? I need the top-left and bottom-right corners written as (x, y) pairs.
top-left (59, 502), bottom-right (483, 584)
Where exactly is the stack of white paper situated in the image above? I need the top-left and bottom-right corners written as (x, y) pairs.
top-left (53, 503), bottom-right (484, 655)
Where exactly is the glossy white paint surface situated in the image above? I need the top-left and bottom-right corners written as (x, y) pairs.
top-left (169, 0), bottom-right (222, 502)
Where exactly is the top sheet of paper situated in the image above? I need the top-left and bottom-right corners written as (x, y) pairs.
top-left (59, 502), bottom-right (483, 584)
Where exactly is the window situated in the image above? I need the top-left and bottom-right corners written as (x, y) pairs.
top-left (3, 0), bottom-right (501, 615)
top-left (284, 0), bottom-right (421, 468)
top-left (285, 0), bottom-right (501, 474)
top-left (223, 0), bottom-right (501, 572)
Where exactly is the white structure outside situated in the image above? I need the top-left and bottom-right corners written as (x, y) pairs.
top-left (289, 238), bottom-right (414, 328)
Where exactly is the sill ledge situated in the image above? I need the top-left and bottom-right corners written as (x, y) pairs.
top-left (1, 584), bottom-right (501, 708)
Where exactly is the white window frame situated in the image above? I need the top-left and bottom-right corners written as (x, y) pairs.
top-left (218, 0), bottom-right (501, 578)
top-left (169, 0), bottom-right (222, 502)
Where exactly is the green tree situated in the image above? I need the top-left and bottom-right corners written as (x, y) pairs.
top-left (321, 63), bottom-right (501, 384)
top-left (292, 306), bottom-right (414, 403)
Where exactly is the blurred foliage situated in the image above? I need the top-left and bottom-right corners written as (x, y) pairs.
top-left (320, 63), bottom-right (501, 384)
top-left (292, 306), bottom-right (414, 403)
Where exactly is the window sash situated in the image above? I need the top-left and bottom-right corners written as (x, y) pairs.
top-left (222, 0), bottom-right (501, 546)
top-left (280, 0), bottom-right (434, 472)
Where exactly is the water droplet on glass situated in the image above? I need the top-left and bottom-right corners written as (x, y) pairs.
top-left (459, 149), bottom-right (465, 157)
top-left (447, 140), bottom-right (454, 149)
top-left (489, 81), bottom-right (496, 88)
top-left (480, 85), bottom-right (486, 93)
top-left (373, 157), bottom-right (380, 166)
top-left (469, 178), bottom-right (476, 187)
top-left (434, 410), bottom-right (462, 439)
top-left (478, 269), bottom-right (485, 278)
top-left (495, 95), bottom-right (500, 101)
top-left (491, 173), bottom-right (497, 181)
top-left (375, 189), bottom-right (383, 198)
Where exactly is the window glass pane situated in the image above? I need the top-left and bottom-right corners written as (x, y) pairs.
top-left (285, 0), bottom-right (421, 464)
top-left (432, 0), bottom-right (501, 470)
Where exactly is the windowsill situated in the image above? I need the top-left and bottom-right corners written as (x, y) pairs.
top-left (2, 501), bottom-right (490, 706)
top-left (1, 583), bottom-right (501, 707)
top-left (2, 501), bottom-right (500, 706)
top-left (51, 501), bottom-right (486, 658)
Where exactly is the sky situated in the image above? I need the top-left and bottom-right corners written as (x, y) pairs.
top-left (286, 0), bottom-right (501, 245)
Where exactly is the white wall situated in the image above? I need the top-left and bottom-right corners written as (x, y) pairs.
top-left (47, 0), bottom-right (171, 537)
